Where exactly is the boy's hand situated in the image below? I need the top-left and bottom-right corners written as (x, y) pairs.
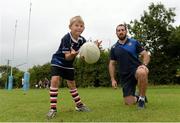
top-left (71, 48), bottom-right (79, 56)
top-left (94, 40), bottom-right (102, 48)
top-left (65, 48), bottom-right (79, 61)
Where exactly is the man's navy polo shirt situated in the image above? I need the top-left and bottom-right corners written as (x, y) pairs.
top-left (110, 38), bottom-right (144, 77)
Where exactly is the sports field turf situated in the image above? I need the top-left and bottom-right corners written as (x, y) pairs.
top-left (0, 86), bottom-right (180, 122)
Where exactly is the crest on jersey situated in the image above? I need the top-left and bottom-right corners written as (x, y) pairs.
top-left (128, 42), bottom-right (132, 46)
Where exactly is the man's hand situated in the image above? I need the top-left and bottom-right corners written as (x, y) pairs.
top-left (111, 79), bottom-right (117, 89)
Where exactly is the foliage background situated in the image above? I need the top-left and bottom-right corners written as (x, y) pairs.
top-left (0, 3), bottom-right (180, 88)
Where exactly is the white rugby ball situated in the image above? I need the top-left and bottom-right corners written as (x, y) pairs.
top-left (79, 42), bottom-right (100, 64)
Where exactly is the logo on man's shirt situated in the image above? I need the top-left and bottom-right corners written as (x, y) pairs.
top-left (128, 42), bottom-right (132, 46)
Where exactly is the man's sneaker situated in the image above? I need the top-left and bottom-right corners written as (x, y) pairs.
top-left (47, 109), bottom-right (57, 119)
top-left (75, 105), bottom-right (90, 112)
top-left (137, 99), bottom-right (145, 109)
top-left (135, 95), bottom-right (148, 103)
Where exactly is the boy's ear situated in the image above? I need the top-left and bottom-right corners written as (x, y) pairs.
top-left (69, 25), bottom-right (71, 29)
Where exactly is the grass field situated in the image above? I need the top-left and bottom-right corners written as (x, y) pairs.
top-left (0, 86), bottom-right (180, 122)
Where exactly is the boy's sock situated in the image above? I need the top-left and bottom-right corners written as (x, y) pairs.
top-left (49, 87), bottom-right (58, 111)
top-left (69, 88), bottom-right (83, 107)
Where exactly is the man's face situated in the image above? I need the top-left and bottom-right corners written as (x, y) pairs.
top-left (116, 26), bottom-right (127, 40)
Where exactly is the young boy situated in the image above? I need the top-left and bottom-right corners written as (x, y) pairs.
top-left (47, 16), bottom-right (100, 119)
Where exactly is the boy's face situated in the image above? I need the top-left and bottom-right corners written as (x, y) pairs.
top-left (69, 21), bottom-right (85, 37)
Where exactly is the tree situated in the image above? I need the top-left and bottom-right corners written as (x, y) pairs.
top-left (0, 65), bottom-right (24, 88)
top-left (29, 63), bottom-right (51, 88)
top-left (167, 26), bottom-right (180, 84)
top-left (74, 50), bottom-right (111, 87)
top-left (128, 3), bottom-right (179, 84)
top-left (167, 26), bottom-right (180, 58)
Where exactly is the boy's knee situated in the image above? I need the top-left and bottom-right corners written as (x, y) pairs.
top-left (50, 76), bottom-right (60, 87)
top-left (67, 80), bottom-right (76, 89)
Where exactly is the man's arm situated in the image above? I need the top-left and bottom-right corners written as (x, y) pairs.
top-left (140, 50), bottom-right (150, 66)
top-left (109, 60), bottom-right (117, 88)
top-left (138, 50), bottom-right (150, 73)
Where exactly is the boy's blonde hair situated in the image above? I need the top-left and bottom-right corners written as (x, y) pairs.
top-left (69, 16), bottom-right (84, 27)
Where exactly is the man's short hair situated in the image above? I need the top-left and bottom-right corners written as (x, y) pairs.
top-left (116, 24), bottom-right (127, 31)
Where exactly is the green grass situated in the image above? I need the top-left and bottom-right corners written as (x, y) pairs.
top-left (0, 86), bottom-right (180, 122)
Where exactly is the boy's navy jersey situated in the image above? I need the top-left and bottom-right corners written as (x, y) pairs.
top-left (110, 38), bottom-right (144, 77)
top-left (51, 33), bottom-right (86, 69)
